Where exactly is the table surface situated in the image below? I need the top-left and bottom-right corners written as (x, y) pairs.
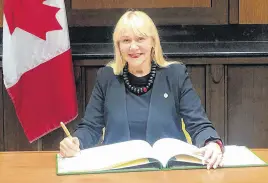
top-left (1, 149), bottom-right (268, 183)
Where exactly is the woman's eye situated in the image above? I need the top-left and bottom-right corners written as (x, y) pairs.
top-left (122, 39), bottom-right (130, 43)
top-left (138, 37), bottom-right (145, 41)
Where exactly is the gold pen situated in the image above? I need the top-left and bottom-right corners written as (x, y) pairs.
top-left (60, 122), bottom-right (81, 156)
top-left (60, 122), bottom-right (72, 138)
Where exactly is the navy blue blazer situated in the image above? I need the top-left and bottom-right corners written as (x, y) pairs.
top-left (73, 63), bottom-right (221, 149)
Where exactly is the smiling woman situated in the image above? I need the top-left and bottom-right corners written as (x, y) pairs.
top-left (117, 31), bottom-right (153, 75)
top-left (60, 10), bottom-right (224, 170)
top-left (109, 11), bottom-right (173, 76)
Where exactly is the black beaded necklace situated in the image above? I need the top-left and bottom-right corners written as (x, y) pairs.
top-left (123, 62), bottom-right (157, 95)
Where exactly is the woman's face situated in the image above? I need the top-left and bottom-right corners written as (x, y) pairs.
top-left (118, 30), bottom-right (153, 69)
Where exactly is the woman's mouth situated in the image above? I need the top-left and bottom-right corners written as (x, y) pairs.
top-left (128, 53), bottom-right (142, 58)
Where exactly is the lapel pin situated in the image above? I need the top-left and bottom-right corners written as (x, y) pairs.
top-left (164, 93), bottom-right (168, 98)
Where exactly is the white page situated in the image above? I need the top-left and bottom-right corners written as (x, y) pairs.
top-left (223, 146), bottom-right (266, 166)
top-left (57, 140), bottom-right (156, 174)
top-left (152, 138), bottom-right (202, 167)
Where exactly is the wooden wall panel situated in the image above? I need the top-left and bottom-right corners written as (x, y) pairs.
top-left (75, 57), bottom-right (268, 66)
top-left (0, 69), bottom-right (4, 150)
top-left (229, 0), bottom-right (239, 24)
top-left (41, 127), bottom-right (63, 151)
top-left (228, 66), bottom-right (268, 148)
top-left (186, 65), bottom-right (206, 106)
top-left (3, 88), bottom-right (41, 151)
top-left (205, 65), bottom-right (225, 142)
top-left (72, 0), bottom-right (211, 9)
top-left (2, 61), bottom-right (268, 150)
top-left (185, 65), bottom-right (225, 143)
top-left (69, 0), bottom-right (228, 26)
top-left (239, 0), bottom-right (268, 24)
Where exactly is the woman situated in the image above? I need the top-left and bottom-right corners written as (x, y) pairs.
top-left (60, 10), bottom-right (224, 169)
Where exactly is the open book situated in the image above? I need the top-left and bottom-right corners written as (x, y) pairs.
top-left (56, 138), bottom-right (267, 175)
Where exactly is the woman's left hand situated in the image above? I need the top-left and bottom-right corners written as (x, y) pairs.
top-left (199, 142), bottom-right (223, 169)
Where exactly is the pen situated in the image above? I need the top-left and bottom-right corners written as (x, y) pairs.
top-left (60, 122), bottom-right (81, 156)
top-left (60, 122), bottom-right (72, 138)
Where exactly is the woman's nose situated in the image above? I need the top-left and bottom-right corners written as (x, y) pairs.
top-left (129, 41), bottom-right (139, 50)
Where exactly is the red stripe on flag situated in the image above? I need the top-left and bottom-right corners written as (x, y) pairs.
top-left (6, 49), bottom-right (78, 142)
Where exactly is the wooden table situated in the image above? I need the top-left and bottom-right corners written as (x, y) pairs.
top-left (0, 149), bottom-right (268, 183)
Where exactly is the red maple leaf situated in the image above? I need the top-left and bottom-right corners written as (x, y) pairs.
top-left (4, 0), bottom-right (62, 40)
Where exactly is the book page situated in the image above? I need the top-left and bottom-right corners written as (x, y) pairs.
top-left (152, 138), bottom-right (203, 167)
top-left (57, 140), bottom-right (156, 174)
top-left (223, 146), bottom-right (266, 166)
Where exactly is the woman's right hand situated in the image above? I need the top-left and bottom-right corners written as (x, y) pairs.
top-left (59, 137), bottom-right (80, 157)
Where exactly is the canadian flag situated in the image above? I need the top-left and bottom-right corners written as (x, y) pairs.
top-left (2, 0), bottom-right (78, 142)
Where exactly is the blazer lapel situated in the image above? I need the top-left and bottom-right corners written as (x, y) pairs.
top-left (109, 77), bottom-right (130, 140)
top-left (146, 68), bottom-right (167, 144)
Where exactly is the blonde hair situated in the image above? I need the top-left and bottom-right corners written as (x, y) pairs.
top-left (107, 10), bottom-right (178, 75)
